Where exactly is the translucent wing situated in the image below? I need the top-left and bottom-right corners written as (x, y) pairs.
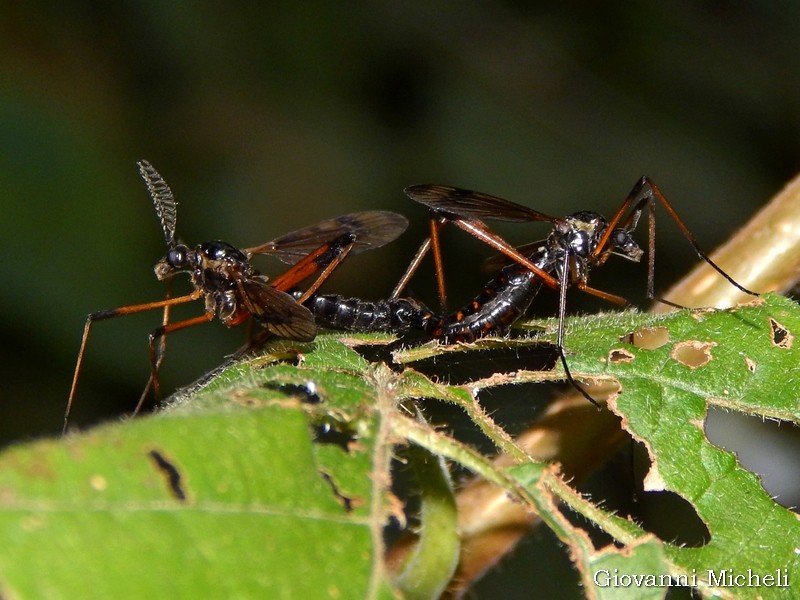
top-left (404, 184), bottom-right (562, 224)
top-left (481, 240), bottom-right (550, 273)
top-left (238, 278), bottom-right (317, 341)
top-left (246, 211), bottom-right (408, 265)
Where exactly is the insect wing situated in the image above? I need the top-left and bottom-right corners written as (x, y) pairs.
top-left (481, 239), bottom-right (549, 273)
top-left (239, 278), bottom-right (317, 341)
top-left (246, 211), bottom-right (408, 264)
top-left (404, 185), bottom-right (561, 224)
top-left (327, 211), bottom-right (409, 255)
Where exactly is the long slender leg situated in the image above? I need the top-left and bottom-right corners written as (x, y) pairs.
top-left (642, 177), bottom-right (758, 297)
top-left (636, 197), bottom-right (689, 310)
top-left (591, 178), bottom-right (646, 258)
top-left (390, 215), bottom-right (448, 301)
top-left (294, 243), bottom-right (355, 303)
top-left (394, 213), bottom-right (562, 307)
top-left (575, 282), bottom-right (631, 307)
top-left (144, 312), bottom-right (215, 403)
top-left (135, 279), bottom-right (176, 417)
top-left (269, 235), bottom-right (350, 291)
top-left (391, 236), bottom-right (431, 299)
top-left (451, 218), bottom-right (561, 290)
top-left (596, 177), bottom-right (758, 299)
top-left (267, 230), bottom-right (365, 302)
top-left (555, 257), bottom-right (600, 408)
top-left (64, 290), bottom-right (202, 433)
top-left (429, 216), bottom-right (449, 311)
top-left (646, 194), bottom-right (657, 300)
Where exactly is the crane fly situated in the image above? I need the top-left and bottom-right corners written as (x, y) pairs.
top-left (399, 178), bottom-right (756, 306)
top-left (65, 161), bottom-right (408, 432)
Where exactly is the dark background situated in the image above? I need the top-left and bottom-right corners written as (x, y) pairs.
top-left (1, 3), bottom-right (798, 597)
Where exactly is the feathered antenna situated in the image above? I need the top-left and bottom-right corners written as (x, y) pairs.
top-left (138, 160), bottom-right (178, 246)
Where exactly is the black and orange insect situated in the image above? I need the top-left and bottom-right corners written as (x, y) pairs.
top-left (309, 177), bottom-right (757, 404)
top-left (65, 161), bottom-right (408, 431)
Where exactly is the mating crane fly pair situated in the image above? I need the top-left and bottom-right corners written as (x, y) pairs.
top-left (310, 179), bottom-right (757, 405)
top-left (66, 164), bottom-right (757, 430)
top-left (65, 161), bottom-right (408, 432)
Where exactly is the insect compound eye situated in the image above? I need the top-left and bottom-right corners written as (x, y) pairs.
top-left (612, 229), bottom-right (631, 247)
top-left (610, 229), bottom-right (644, 261)
top-left (612, 229), bottom-right (640, 252)
top-left (167, 246), bottom-right (188, 268)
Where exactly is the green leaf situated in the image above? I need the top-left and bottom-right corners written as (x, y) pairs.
top-left (0, 294), bottom-right (797, 598)
top-left (586, 540), bottom-right (671, 600)
top-left (0, 342), bottom-right (398, 599)
top-left (391, 442), bottom-right (460, 600)
top-left (561, 295), bottom-right (800, 598)
top-left (395, 293), bottom-right (800, 599)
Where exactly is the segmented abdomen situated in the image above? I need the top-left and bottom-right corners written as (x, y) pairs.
top-left (309, 263), bottom-right (542, 343)
top-left (308, 296), bottom-right (430, 333)
top-left (427, 266), bottom-right (541, 343)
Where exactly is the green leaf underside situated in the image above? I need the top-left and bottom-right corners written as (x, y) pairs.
top-left (0, 346), bottom-right (397, 599)
top-left (392, 444), bottom-right (460, 600)
top-left (0, 294), bottom-right (797, 598)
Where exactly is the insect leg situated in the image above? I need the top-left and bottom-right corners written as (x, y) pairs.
top-left (144, 311), bottom-right (215, 405)
top-left (64, 290), bottom-right (202, 433)
top-left (390, 235), bottom-right (431, 299)
top-left (639, 177), bottom-right (759, 297)
top-left (451, 218), bottom-right (561, 290)
top-left (555, 257), bottom-right (600, 408)
top-left (390, 215), bottom-right (449, 302)
top-left (270, 233), bottom-right (355, 298)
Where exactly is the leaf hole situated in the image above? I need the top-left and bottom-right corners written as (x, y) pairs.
top-left (260, 381), bottom-right (322, 404)
top-left (608, 348), bottom-right (635, 363)
top-left (768, 318), bottom-right (793, 349)
top-left (705, 409), bottom-right (800, 509)
top-left (311, 418), bottom-right (358, 453)
top-left (635, 490), bottom-right (711, 548)
top-left (259, 381), bottom-right (361, 453)
top-left (670, 340), bottom-right (714, 369)
top-left (619, 326), bottom-right (670, 350)
top-left (399, 344), bottom-right (560, 385)
top-left (147, 449), bottom-right (188, 502)
top-left (579, 443), bottom-right (710, 549)
top-left (319, 471), bottom-right (357, 512)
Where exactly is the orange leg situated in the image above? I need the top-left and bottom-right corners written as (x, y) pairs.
top-left (270, 233), bottom-right (355, 299)
top-left (451, 218), bottom-right (560, 290)
top-left (144, 312), bottom-right (215, 404)
top-left (64, 290), bottom-right (202, 434)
